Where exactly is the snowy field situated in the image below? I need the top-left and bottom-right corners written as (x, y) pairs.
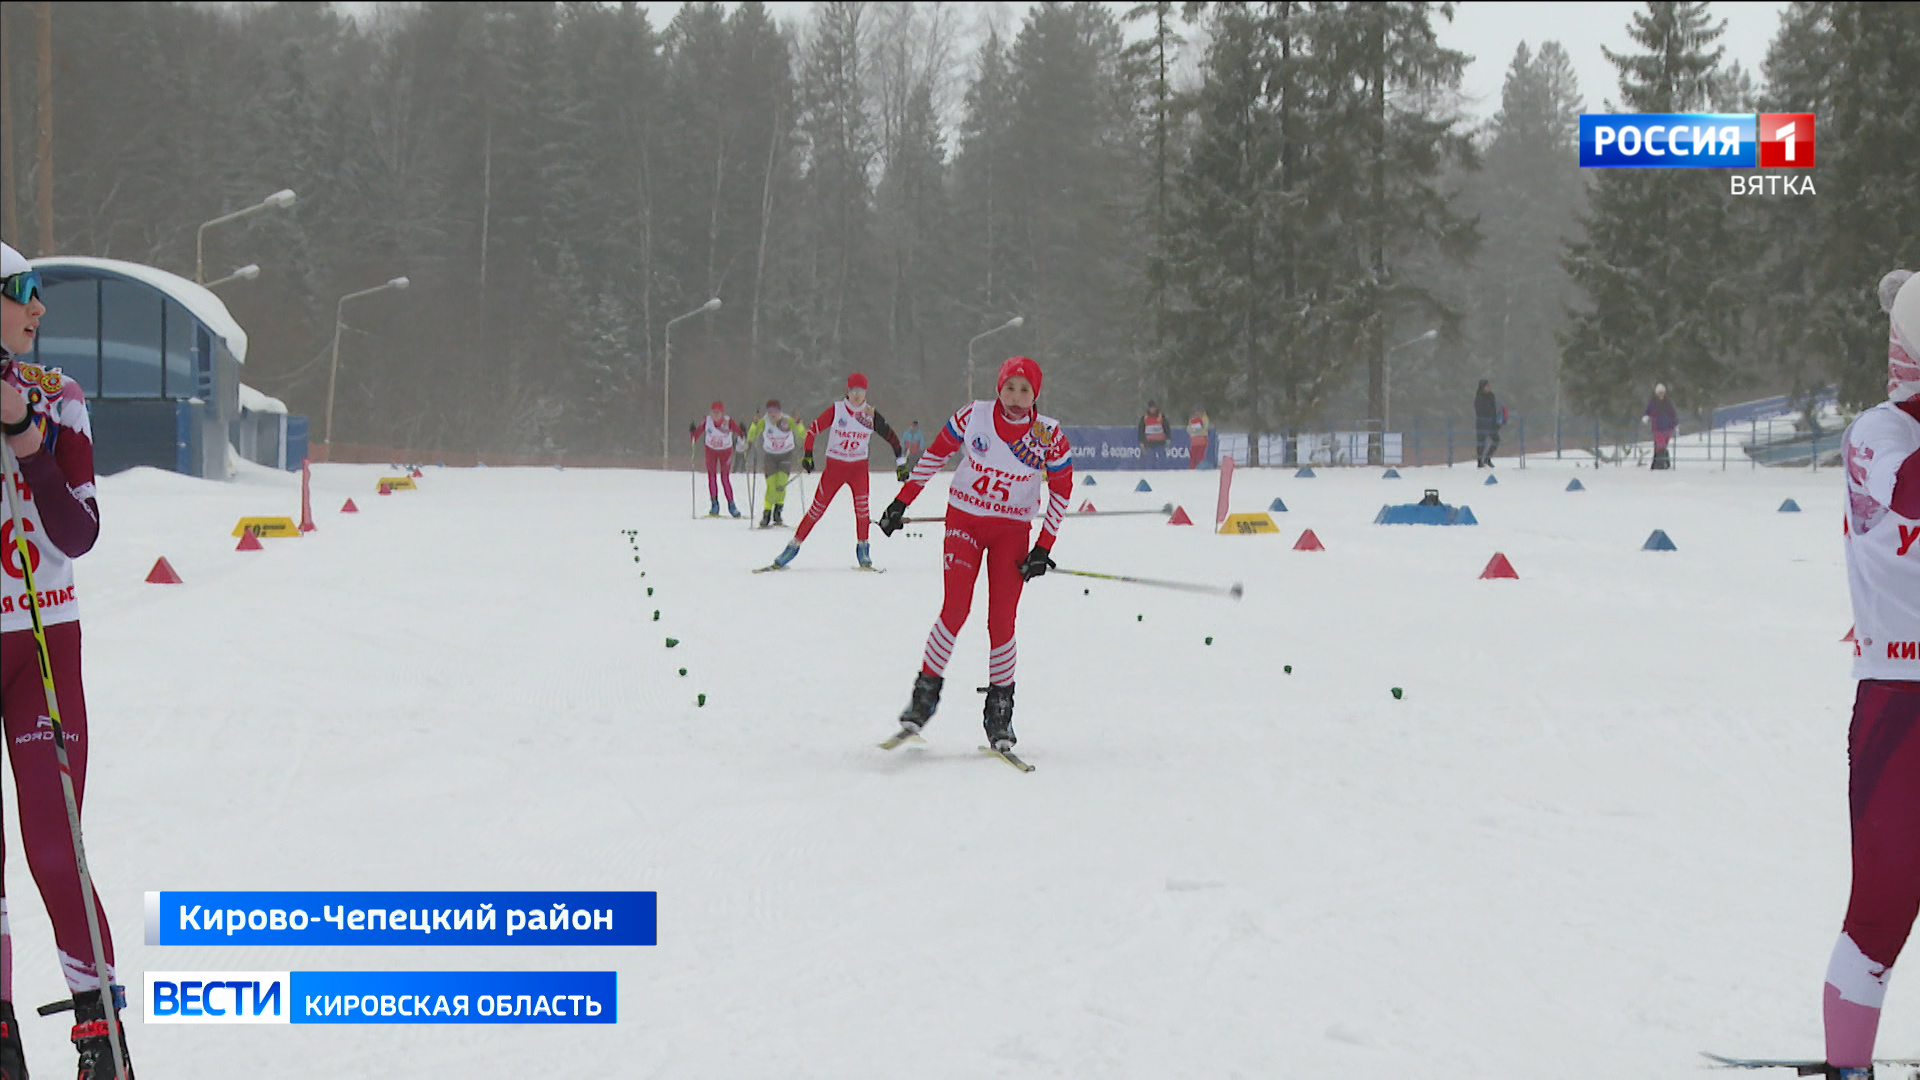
top-left (4, 455), bottom-right (1908, 1078)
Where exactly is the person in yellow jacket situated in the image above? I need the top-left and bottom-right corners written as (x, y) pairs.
top-left (746, 399), bottom-right (806, 527)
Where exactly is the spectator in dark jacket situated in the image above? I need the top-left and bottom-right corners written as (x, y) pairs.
top-left (1473, 380), bottom-right (1501, 467)
top-left (1138, 401), bottom-right (1172, 467)
top-left (1644, 383), bottom-right (1678, 470)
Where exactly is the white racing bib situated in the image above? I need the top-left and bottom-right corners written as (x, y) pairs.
top-left (704, 416), bottom-right (735, 452)
top-left (825, 400), bottom-right (877, 463)
top-left (947, 401), bottom-right (1056, 522)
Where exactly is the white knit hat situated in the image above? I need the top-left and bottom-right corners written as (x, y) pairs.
top-left (0, 242), bottom-right (28, 280)
top-left (1891, 272), bottom-right (1920, 404)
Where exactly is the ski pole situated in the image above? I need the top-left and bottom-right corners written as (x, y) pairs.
top-left (1051, 565), bottom-right (1243, 600)
top-left (0, 440), bottom-right (129, 1080)
top-left (688, 438), bottom-right (697, 519)
top-left (876, 504), bottom-right (1175, 527)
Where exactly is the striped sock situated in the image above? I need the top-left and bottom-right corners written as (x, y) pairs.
top-left (922, 620), bottom-right (957, 677)
top-left (989, 639), bottom-right (1016, 686)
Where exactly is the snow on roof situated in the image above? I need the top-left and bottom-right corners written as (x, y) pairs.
top-left (238, 382), bottom-right (287, 414)
top-left (27, 255), bottom-right (250, 363)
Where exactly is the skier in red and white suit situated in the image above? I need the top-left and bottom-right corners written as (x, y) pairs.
top-left (876, 356), bottom-right (1072, 750)
top-left (689, 401), bottom-right (745, 518)
top-left (767, 373), bottom-right (906, 570)
top-left (0, 243), bottom-right (130, 1079)
top-left (1824, 268), bottom-right (1920, 1079)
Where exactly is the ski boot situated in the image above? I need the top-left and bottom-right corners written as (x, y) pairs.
top-left (898, 672), bottom-right (944, 735)
top-left (728, 500), bottom-right (742, 519)
top-left (708, 499), bottom-right (721, 517)
top-left (1, 1000), bottom-right (24, 1080)
top-left (772, 504), bottom-right (785, 526)
top-left (70, 987), bottom-right (132, 1080)
top-left (771, 542), bottom-right (801, 569)
top-left (983, 684), bottom-right (1017, 751)
top-left (856, 542), bottom-right (873, 569)
top-left (760, 509), bottom-right (772, 528)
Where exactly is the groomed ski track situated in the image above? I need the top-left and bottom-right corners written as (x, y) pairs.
top-left (15, 459), bottom-right (1906, 1077)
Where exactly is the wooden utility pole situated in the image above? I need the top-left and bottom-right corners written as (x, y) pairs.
top-left (34, 0), bottom-right (53, 255)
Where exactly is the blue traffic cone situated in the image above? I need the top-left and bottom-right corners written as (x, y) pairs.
top-left (1295, 466), bottom-right (1316, 478)
top-left (1135, 479), bottom-right (1153, 492)
top-left (1383, 468), bottom-right (1400, 479)
top-left (1779, 498), bottom-right (1801, 512)
top-left (1083, 475), bottom-right (1097, 486)
top-left (1484, 474), bottom-right (1499, 486)
top-left (1643, 529), bottom-right (1677, 551)
top-left (1566, 478), bottom-right (1585, 492)
top-left (1269, 497), bottom-right (1288, 512)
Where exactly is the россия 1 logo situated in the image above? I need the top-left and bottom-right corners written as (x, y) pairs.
top-left (1580, 113), bottom-right (1815, 195)
top-left (1580, 114), bottom-right (1814, 169)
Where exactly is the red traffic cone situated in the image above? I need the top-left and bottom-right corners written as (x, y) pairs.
top-left (1293, 529), bottom-right (1324, 551)
top-left (1077, 500), bottom-right (1097, 513)
top-left (1167, 506), bottom-right (1194, 526)
top-left (236, 530), bottom-right (265, 551)
top-left (410, 467), bottom-right (423, 479)
top-left (341, 498), bottom-right (359, 513)
top-left (1479, 552), bottom-right (1519, 580)
top-left (145, 557), bottom-right (184, 584)
top-left (1842, 626), bottom-right (1855, 642)
top-left (378, 483), bottom-right (393, 496)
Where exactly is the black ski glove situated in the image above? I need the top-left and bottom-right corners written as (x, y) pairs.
top-left (1020, 545), bottom-right (1055, 582)
top-left (877, 499), bottom-right (908, 537)
top-left (802, 452), bottom-right (814, 473)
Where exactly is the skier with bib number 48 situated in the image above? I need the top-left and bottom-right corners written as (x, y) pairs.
top-left (1820, 270), bottom-right (1920, 1080)
top-left (765, 373), bottom-right (907, 570)
top-left (876, 356), bottom-right (1073, 755)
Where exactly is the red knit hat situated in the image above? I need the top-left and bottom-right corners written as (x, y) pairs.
top-left (846, 372), bottom-right (868, 391)
top-left (711, 400), bottom-right (724, 411)
top-left (766, 398), bottom-right (780, 410)
top-left (996, 355), bottom-right (1042, 397)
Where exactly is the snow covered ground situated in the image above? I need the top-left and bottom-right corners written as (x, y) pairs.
top-left (5, 456), bottom-right (1906, 1077)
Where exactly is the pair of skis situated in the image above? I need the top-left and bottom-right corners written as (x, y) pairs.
top-left (1703, 1053), bottom-right (1920, 1075)
top-left (877, 729), bottom-right (1034, 772)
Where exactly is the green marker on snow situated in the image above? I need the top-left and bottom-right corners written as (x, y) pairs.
top-left (647, 587), bottom-right (654, 596)
top-left (1391, 687), bottom-right (1403, 700)
top-left (653, 610), bottom-right (660, 621)
top-left (665, 638), bottom-right (679, 648)
top-left (1137, 614), bottom-right (1143, 622)
top-left (697, 693), bottom-right (706, 707)
top-left (1284, 665), bottom-right (1292, 674)
top-left (678, 668), bottom-right (687, 676)
top-left (1205, 636), bottom-right (1213, 645)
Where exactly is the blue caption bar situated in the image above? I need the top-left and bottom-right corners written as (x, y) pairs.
top-left (147, 891), bottom-right (656, 947)
top-left (1580, 113), bottom-right (1755, 168)
top-left (290, 971), bottom-right (615, 1024)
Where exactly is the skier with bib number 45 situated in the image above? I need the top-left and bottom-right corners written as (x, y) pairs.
top-left (876, 356), bottom-right (1073, 755)
top-left (765, 373), bottom-right (907, 571)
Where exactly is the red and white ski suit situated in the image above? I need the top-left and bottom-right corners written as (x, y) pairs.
top-left (0, 355), bottom-right (117, 999)
top-left (692, 414), bottom-right (745, 503)
top-left (1826, 394), bottom-right (1920, 1068)
top-left (795, 400), bottom-right (903, 544)
top-left (895, 402), bottom-right (1072, 687)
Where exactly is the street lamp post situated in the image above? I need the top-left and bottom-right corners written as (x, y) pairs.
top-left (196, 189), bottom-right (296, 284)
top-left (662, 298), bottom-right (722, 462)
top-left (203, 264), bottom-right (260, 290)
top-left (322, 276), bottom-right (411, 455)
top-left (1383, 329), bottom-right (1438, 435)
top-left (967, 316), bottom-right (1025, 400)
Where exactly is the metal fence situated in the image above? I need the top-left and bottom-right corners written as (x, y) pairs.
top-left (1214, 412), bottom-right (1845, 471)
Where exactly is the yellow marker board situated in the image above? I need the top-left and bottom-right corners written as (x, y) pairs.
top-left (231, 516), bottom-right (302, 538)
top-left (378, 476), bottom-right (418, 491)
top-left (1218, 512), bottom-right (1280, 535)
